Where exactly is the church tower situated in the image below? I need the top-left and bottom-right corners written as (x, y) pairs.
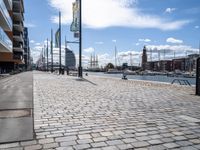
top-left (142, 46), bottom-right (147, 70)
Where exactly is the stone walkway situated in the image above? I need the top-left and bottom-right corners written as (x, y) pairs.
top-left (0, 71), bottom-right (200, 150)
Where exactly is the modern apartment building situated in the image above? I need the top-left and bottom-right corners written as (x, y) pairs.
top-left (0, 0), bottom-right (25, 73)
top-left (0, 0), bottom-right (13, 73)
top-left (24, 27), bottom-right (30, 70)
top-left (13, 0), bottom-right (24, 67)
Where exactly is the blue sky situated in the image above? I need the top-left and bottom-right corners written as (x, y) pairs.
top-left (24, 0), bottom-right (200, 67)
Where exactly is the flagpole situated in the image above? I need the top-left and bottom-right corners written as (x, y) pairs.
top-left (47, 38), bottom-right (49, 72)
top-left (78, 0), bottom-right (83, 77)
top-left (199, 40), bottom-right (200, 57)
top-left (59, 11), bottom-right (62, 74)
top-left (43, 46), bottom-right (46, 71)
top-left (51, 29), bottom-right (53, 73)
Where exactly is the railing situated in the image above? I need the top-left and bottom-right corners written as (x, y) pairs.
top-left (171, 79), bottom-right (191, 86)
top-left (0, 27), bottom-right (12, 51)
top-left (0, 0), bottom-right (12, 29)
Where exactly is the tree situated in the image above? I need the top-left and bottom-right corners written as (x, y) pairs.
top-left (105, 63), bottom-right (114, 71)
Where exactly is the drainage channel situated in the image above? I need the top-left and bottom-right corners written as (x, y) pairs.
top-left (0, 109), bottom-right (32, 119)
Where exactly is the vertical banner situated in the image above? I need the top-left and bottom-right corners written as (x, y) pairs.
top-left (55, 28), bottom-right (60, 48)
top-left (70, 0), bottom-right (80, 38)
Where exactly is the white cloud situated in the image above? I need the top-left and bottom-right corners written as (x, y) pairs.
top-left (195, 25), bottom-right (199, 29)
top-left (30, 40), bottom-right (35, 44)
top-left (24, 23), bottom-right (36, 28)
top-left (146, 44), bottom-right (198, 53)
top-left (35, 43), bottom-right (41, 46)
top-left (165, 8), bottom-right (176, 13)
top-left (95, 41), bottom-right (104, 45)
top-left (83, 47), bottom-right (95, 53)
top-left (118, 50), bottom-right (141, 57)
top-left (136, 43), bottom-right (140, 46)
top-left (139, 38), bottom-right (151, 43)
top-left (49, 0), bottom-right (190, 30)
top-left (112, 40), bottom-right (117, 43)
top-left (166, 37), bottom-right (183, 44)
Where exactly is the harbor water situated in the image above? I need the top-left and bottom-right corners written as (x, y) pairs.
top-left (86, 72), bottom-right (196, 85)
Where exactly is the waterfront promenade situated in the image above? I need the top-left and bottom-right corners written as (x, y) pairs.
top-left (0, 71), bottom-right (200, 150)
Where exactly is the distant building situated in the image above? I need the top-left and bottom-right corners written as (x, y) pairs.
top-left (65, 48), bottom-right (76, 70)
top-left (146, 54), bottom-right (199, 72)
top-left (147, 60), bottom-right (172, 72)
top-left (141, 46), bottom-right (147, 70)
top-left (89, 54), bottom-right (99, 69)
top-left (13, 0), bottom-right (25, 69)
top-left (24, 27), bottom-right (31, 70)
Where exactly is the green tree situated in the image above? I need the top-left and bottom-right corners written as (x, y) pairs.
top-left (105, 63), bottom-right (114, 71)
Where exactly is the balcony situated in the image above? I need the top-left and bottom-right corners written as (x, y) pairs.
top-left (13, 12), bottom-right (24, 21)
top-left (0, 0), bottom-right (12, 31)
top-left (3, 0), bottom-right (12, 11)
top-left (13, 32), bottom-right (23, 43)
top-left (13, 21), bottom-right (24, 32)
top-left (0, 27), bottom-right (12, 52)
top-left (13, 0), bottom-right (24, 13)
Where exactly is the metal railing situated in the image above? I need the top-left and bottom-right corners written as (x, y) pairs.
top-left (0, 27), bottom-right (12, 51)
top-left (0, 0), bottom-right (12, 29)
top-left (171, 79), bottom-right (191, 86)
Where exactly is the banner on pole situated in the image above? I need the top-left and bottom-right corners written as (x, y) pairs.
top-left (55, 28), bottom-right (60, 48)
top-left (70, 0), bottom-right (79, 33)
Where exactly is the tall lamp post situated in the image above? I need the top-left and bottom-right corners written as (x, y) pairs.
top-left (78, 0), bottom-right (82, 77)
top-left (46, 38), bottom-right (49, 72)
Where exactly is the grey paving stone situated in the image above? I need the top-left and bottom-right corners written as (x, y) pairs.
top-left (100, 132), bottom-right (113, 137)
top-left (24, 144), bottom-right (42, 150)
top-left (106, 140), bottom-right (124, 146)
top-left (163, 142), bottom-right (180, 149)
top-left (101, 146), bottom-right (119, 150)
top-left (122, 138), bottom-right (137, 143)
top-left (91, 142), bottom-right (107, 147)
top-left (176, 140), bottom-right (193, 146)
top-left (55, 136), bottom-right (77, 142)
top-left (132, 141), bottom-right (150, 148)
top-left (60, 140), bottom-right (77, 147)
top-left (93, 137), bottom-right (108, 142)
top-left (43, 142), bottom-right (59, 149)
top-left (1, 72), bottom-right (200, 150)
top-left (73, 144), bottom-right (91, 150)
top-left (117, 143), bottom-right (134, 149)
top-left (148, 145), bottom-right (166, 150)
top-left (0, 143), bottom-right (20, 149)
top-left (78, 134), bottom-right (92, 139)
top-left (38, 138), bottom-right (54, 144)
top-left (148, 139), bottom-right (163, 145)
top-left (77, 139), bottom-right (93, 144)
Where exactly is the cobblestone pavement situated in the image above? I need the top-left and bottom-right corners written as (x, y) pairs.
top-left (1, 71), bottom-right (200, 150)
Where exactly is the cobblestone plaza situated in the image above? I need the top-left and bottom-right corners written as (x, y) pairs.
top-left (0, 71), bottom-right (200, 150)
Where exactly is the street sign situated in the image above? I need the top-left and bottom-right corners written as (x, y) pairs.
top-left (74, 32), bottom-right (79, 38)
top-left (196, 57), bottom-right (200, 96)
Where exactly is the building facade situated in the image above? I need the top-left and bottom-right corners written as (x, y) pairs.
top-left (65, 48), bottom-right (76, 70)
top-left (24, 27), bottom-right (30, 70)
top-left (13, 0), bottom-right (25, 67)
top-left (0, 0), bottom-right (13, 73)
top-left (0, 0), bottom-right (25, 73)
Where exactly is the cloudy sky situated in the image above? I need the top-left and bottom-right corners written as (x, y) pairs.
top-left (25, 0), bottom-right (200, 67)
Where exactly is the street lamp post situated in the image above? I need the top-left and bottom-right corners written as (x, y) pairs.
top-left (78, 0), bottom-right (83, 77)
top-left (51, 29), bottom-right (53, 73)
top-left (47, 38), bottom-right (49, 72)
